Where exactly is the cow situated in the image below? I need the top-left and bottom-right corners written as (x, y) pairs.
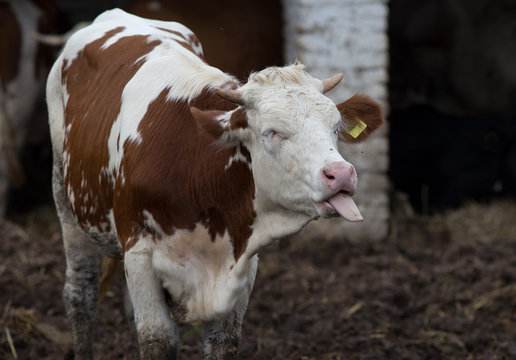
top-left (46, 9), bottom-right (383, 359)
top-left (0, 0), bottom-right (60, 216)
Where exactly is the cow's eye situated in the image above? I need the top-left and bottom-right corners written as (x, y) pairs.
top-left (262, 129), bottom-right (284, 141)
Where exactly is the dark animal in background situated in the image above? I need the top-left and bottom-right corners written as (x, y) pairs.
top-left (389, 105), bottom-right (516, 213)
top-left (0, 0), bottom-right (60, 216)
top-left (126, 0), bottom-right (283, 81)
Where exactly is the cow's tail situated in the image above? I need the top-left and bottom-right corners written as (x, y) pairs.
top-left (31, 21), bottom-right (90, 46)
top-left (99, 258), bottom-right (122, 301)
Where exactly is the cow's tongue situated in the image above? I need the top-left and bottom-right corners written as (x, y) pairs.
top-left (327, 192), bottom-right (363, 222)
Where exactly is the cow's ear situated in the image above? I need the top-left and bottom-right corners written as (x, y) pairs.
top-left (337, 94), bottom-right (383, 143)
top-left (190, 106), bottom-right (249, 146)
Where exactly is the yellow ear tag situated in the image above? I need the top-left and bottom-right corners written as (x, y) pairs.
top-left (347, 118), bottom-right (367, 139)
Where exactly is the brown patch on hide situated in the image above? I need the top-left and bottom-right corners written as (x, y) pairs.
top-left (191, 107), bottom-right (248, 140)
top-left (155, 27), bottom-right (202, 57)
top-left (156, 27), bottom-right (188, 41)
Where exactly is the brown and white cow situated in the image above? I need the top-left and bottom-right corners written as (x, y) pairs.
top-left (46, 9), bottom-right (382, 359)
top-left (0, 0), bottom-right (59, 216)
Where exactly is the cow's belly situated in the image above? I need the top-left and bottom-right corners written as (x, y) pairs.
top-left (134, 224), bottom-right (258, 322)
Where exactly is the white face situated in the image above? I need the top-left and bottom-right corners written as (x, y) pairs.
top-left (241, 84), bottom-right (352, 219)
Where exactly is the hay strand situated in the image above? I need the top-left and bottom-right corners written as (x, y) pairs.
top-left (4, 326), bottom-right (18, 359)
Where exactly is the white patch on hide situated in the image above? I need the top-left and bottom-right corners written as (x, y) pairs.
top-left (61, 83), bottom-right (70, 108)
top-left (143, 210), bottom-right (165, 236)
top-left (215, 111), bottom-right (232, 128)
top-left (225, 144), bottom-right (250, 170)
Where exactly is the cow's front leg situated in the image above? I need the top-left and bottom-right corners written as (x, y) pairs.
top-left (124, 248), bottom-right (179, 360)
top-left (202, 255), bottom-right (258, 360)
top-left (202, 311), bottom-right (242, 360)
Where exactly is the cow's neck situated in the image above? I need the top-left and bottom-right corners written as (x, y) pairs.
top-left (245, 188), bottom-right (313, 258)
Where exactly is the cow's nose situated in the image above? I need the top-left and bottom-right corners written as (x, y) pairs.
top-left (322, 162), bottom-right (357, 193)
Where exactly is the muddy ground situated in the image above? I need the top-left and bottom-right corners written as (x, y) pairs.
top-left (1, 197), bottom-right (516, 359)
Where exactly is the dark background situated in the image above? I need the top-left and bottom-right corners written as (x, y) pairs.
top-left (2, 1), bottom-right (516, 359)
top-left (389, 0), bottom-right (516, 213)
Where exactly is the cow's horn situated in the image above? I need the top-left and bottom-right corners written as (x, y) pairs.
top-left (321, 73), bottom-right (344, 94)
top-left (214, 88), bottom-right (244, 105)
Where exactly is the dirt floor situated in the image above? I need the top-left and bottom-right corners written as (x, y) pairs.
top-left (1, 197), bottom-right (516, 359)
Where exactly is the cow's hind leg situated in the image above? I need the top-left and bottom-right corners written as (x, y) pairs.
top-left (62, 223), bottom-right (100, 360)
top-left (202, 256), bottom-right (258, 360)
top-left (125, 248), bottom-right (179, 360)
top-left (53, 161), bottom-right (99, 360)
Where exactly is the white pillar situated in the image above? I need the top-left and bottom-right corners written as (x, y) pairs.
top-left (283, 0), bottom-right (390, 241)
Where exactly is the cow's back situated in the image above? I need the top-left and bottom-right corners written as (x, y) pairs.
top-left (47, 9), bottom-right (236, 236)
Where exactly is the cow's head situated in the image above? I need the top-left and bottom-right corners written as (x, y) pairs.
top-left (191, 64), bottom-right (382, 222)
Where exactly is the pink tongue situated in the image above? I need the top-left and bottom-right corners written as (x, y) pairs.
top-left (328, 192), bottom-right (363, 222)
